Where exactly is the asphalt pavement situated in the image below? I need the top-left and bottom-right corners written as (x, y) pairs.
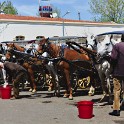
top-left (0, 89), bottom-right (124, 124)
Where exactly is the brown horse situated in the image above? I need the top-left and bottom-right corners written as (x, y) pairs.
top-left (5, 43), bottom-right (55, 93)
top-left (37, 37), bottom-right (93, 100)
top-left (5, 43), bottom-right (38, 93)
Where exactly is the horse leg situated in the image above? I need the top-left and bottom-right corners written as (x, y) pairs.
top-left (106, 76), bottom-right (113, 104)
top-left (98, 70), bottom-right (108, 95)
top-left (55, 77), bottom-right (60, 97)
top-left (28, 68), bottom-right (37, 93)
top-left (88, 85), bottom-right (95, 96)
top-left (63, 69), bottom-right (73, 100)
top-left (50, 70), bottom-right (60, 97)
top-left (46, 63), bottom-right (60, 97)
top-left (88, 75), bottom-right (95, 96)
top-left (45, 64), bottom-right (54, 92)
top-left (50, 64), bottom-right (60, 97)
top-left (98, 71), bottom-right (110, 102)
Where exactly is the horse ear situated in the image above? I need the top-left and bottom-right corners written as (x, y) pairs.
top-left (86, 40), bottom-right (88, 47)
top-left (46, 37), bottom-right (49, 41)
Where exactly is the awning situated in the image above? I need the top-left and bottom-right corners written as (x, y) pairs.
top-left (97, 30), bottom-right (124, 36)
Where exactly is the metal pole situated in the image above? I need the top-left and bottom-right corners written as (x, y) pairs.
top-left (63, 20), bottom-right (64, 36)
top-left (78, 11), bottom-right (81, 20)
top-left (62, 11), bottom-right (70, 36)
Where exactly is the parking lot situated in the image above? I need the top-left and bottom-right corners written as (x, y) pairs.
top-left (0, 89), bottom-right (124, 124)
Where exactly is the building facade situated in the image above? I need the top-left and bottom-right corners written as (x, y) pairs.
top-left (0, 14), bottom-right (124, 41)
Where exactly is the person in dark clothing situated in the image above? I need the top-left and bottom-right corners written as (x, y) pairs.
top-left (109, 34), bottom-right (124, 116)
top-left (0, 61), bottom-right (28, 99)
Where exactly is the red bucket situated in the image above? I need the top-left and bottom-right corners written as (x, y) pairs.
top-left (77, 100), bottom-right (94, 119)
top-left (1, 85), bottom-right (12, 99)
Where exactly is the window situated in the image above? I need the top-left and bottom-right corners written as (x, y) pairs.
top-left (15, 35), bottom-right (25, 41)
top-left (36, 36), bottom-right (45, 40)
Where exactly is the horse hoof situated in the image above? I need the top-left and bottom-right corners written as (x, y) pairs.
top-left (48, 87), bottom-right (52, 92)
top-left (56, 93), bottom-right (60, 97)
top-left (88, 93), bottom-right (94, 96)
top-left (99, 95), bottom-right (109, 103)
top-left (63, 94), bottom-right (68, 98)
top-left (29, 88), bottom-right (32, 92)
top-left (68, 96), bottom-right (73, 100)
top-left (32, 89), bottom-right (37, 93)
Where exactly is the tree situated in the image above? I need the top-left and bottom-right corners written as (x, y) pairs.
top-left (52, 6), bottom-right (61, 18)
top-left (89, 0), bottom-right (124, 23)
top-left (0, 0), bottom-right (18, 15)
top-left (0, 1), bottom-right (5, 13)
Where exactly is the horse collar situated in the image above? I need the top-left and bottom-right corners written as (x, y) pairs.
top-left (59, 45), bottom-right (68, 57)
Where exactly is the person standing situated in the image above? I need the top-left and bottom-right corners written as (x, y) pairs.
top-left (0, 61), bottom-right (28, 99)
top-left (109, 34), bottom-right (124, 116)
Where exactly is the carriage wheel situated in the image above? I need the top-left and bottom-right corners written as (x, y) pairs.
top-left (46, 74), bottom-right (53, 90)
top-left (77, 76), bottom-right (90, 89)
top-left (35, 69), bottom-right (47, 89)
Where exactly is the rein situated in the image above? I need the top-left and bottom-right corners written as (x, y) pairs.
top-left (40, 39), bottom-right (62, 58)
top-left (66, 41), bottom-right (97, 56)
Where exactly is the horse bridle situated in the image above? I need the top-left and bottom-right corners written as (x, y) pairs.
top-left (38, 38), bottom-right (63, 58)
top-left (103, 38), bottom-right (115, 55)
top-left (38, 38), bottom-right (50, 52)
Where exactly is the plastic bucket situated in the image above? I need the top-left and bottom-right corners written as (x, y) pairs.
top-left (1, 86), bottom-right (12, 99)
top-left (77, 100), bottom-right (94, 119)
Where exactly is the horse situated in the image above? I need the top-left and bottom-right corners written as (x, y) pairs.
top-left (66, 41), bottom-right (100, 96)
top-left (37, 37), bottom-right (97, 100)
top-left (4, 43), bottom-right (41, 93)
top-left (27, 37), bottom-right (61, 95)
top-left (4, 42), bottom-right (60, 96)
top-left (86, 34), bottom-right (117, 103)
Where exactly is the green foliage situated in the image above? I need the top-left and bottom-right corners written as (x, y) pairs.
top-left (89, 0), bottom-right (124, 23)
top-left (0, 0), bottom-right (18, 15)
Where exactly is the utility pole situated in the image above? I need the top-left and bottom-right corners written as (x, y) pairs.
top-left (62, 11), bottom-right (70, 36)
top-left (78, 11), bottom-right (81, 20)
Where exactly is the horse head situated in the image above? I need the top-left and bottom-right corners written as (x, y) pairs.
top-left (38, 37), bottom-right (49, 51)
top-left (5, 50), bottom-right (16, 62)
top-left (97, 35), bottom-right (116, 56)
top-left (5, 43), bottom-right (27, 62)
top-left (37, 37), bottom-right (60, 58)
top-left (87, 34), bottom-right (117, 56)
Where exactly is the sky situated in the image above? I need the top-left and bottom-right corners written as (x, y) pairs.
top-left (1, 0), bottom-right (93, 21)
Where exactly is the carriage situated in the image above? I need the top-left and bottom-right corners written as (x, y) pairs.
top-left (2, 30), bottom-right (123, 100)
top-left (0, 36), bottom-right (100, 98)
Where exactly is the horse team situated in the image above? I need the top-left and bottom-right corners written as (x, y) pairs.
top-left (0, 34), bottom-right (120, 102)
